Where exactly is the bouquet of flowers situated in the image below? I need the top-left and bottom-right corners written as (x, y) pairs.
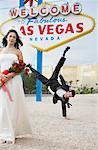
top-left (0, 60), bottom-right (29, 102)
top-left (2, 60), bottom-right (29, 76)
top-left (0, 60), bottom-right (29, 86)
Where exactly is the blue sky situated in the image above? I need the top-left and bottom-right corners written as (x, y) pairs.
top-left (0, 0), bottom-right (97, 67)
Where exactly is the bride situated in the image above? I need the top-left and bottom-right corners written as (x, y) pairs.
top-left (0, 29), bottom-right (32, 144)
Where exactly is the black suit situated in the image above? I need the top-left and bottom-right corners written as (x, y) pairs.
top-left (27, 47), bottom-right (71, 117)
top-left (28, 56), bottom-right (69, 96)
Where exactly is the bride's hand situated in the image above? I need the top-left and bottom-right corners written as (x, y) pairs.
top-left (0, 72), bottom-right (17, 84)
top-left (0, 74), bottom-right (9, 83)
top-left (0, 76), bottom-right (5, 86)
top-left (0, 80), bottom-right (3, 87)
top-left (6, 72), bottom-right (15, 80)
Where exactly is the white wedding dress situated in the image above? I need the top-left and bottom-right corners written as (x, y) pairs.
top-left (0, 53), bottom-right (32, 143)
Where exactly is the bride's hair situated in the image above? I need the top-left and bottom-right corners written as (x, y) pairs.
top-left (2, 29), bottom-right (23, 49)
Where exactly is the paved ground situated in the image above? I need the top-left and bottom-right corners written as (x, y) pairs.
top-left (0, 94), bottom-right (97, 150)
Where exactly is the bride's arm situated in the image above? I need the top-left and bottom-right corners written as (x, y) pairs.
top-left (6, 72), bottom-right (17, 79)
top-left (2, 50), bottom-right (24, 82)
top-left (0, 72), bottom-right (20, 86)
top-left (0, 72), bottom-right (16, 83)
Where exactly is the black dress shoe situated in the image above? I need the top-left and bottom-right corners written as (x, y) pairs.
top-left (63, 46), bottom-right (70, 57)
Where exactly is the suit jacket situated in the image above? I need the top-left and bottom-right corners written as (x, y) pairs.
top-left (52, 74), bottom-right (70, 104)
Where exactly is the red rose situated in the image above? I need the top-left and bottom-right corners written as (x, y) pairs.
top-left (2, 70), bottom-right (9, 75)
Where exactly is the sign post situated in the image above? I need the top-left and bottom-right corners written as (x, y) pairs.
top-left (19, 0), bottom-right (43, 102)
top-left (36, 0), bottom-right (43, 102)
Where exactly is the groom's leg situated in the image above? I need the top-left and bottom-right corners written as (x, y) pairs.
top-left (49, 47), bottom-right (70, 80)
top-left (28, 66), bottom-right (48, 84)
top-left (49, 57), bottom-right (66, 80)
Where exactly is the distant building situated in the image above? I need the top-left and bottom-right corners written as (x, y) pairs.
top-left (43, 64), bottom-right (98, 88)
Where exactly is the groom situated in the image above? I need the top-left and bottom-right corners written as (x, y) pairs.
top-left (27, 46), bottom-right (75, 117)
